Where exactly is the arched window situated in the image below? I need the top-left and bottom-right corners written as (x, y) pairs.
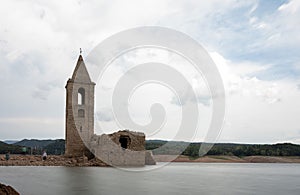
top-left (78, 109), bottom-right (85, 118)
top-left (78, 88), bottom-right (85, 105)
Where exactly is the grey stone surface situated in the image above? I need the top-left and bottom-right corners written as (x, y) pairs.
top-left (145, 150), bottom-right (156, 165)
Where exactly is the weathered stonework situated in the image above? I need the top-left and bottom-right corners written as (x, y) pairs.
top-left (65, 55), bottom-right (95, 158)
top-left (145, 150), bottom-right (156, 165)
top-left (108, 130), bottom-right (145, 151)
top-left (65, 55), bottom-right (156, 166)
top-left (90, 130), bottom-right (147, 166)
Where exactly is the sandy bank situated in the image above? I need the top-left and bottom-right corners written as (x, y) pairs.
top-left (154, 155), bottom-right (300, 163)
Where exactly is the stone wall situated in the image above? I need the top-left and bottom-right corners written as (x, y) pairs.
top-left (145, 151), bottom-right (156, 165)
top-left (65, 56), bottom-right (156, 166)
top-left (90, 130), bottom-right (146, 166)
top-left (65, 55), bottom-right (95, 158)
top-left (108, 130), bottom-right (145, 151)
top-left (65, 81), bottom-right (86, 157)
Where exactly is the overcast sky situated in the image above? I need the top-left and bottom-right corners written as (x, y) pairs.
top-left (0, 0), bottom-right (299, 144)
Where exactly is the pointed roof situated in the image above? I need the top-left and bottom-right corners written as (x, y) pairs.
top-left (71, 55), bottom-right (92, 83)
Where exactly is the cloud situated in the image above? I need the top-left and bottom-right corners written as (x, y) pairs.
top-left (0, 117), bottom-right (63, 140)
top-left (0, 0), bottom-right (299, 143)
top-left (32, 81), bottom-right (59, 100)
top-left (96, 109), bottom-right (114, 122)
top-left (170, 89), bottom-right (212, 107)
top-left (249, 64), bottom-right (300, 81)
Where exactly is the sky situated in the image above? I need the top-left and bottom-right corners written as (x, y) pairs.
top-left (0, 0), bottom-right (300, 144)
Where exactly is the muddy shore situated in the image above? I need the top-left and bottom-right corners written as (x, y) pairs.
top-left (154, 155), bottom-right (300, 163)
top-left (1, 154), bottom-right (300, 166)
top-left (0, 155), bottom-right (107, 166)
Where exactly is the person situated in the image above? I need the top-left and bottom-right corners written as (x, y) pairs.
top-left (5, 152), bottom-right (10, 161)
top-left (42, 151), bottom-right (47, 161)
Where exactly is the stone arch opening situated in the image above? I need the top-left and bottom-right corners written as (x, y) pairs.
top-left (119, 136), bottom-right (130, 149)
top-left (78, 88), bottom-right (85, 105)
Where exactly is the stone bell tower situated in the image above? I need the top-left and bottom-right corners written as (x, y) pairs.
top-left (65, 54), bottom-right (95, 157)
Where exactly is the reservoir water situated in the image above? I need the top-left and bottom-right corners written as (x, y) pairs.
top-left (1, 163), bottom-right (300, 195)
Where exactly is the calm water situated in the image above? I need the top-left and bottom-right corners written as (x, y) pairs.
top-left (1, 163), bottom-right (300, 195)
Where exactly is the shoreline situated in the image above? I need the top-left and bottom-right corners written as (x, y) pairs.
top-left (1, 154), bottom-right (300, 166)
top-left (154, 155), bottom-right (300, 163)
top-left (0, 155), bottom-right (108, 167)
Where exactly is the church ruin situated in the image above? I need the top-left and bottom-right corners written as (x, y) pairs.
top-left (65, 54), bottom-right (155, 166)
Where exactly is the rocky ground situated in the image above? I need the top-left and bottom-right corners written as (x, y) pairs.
top-left (0, 155), bottom-right (108, 167)
top-left (1, 155), bottom-right (300, 166)
top-left (0, 183), bottom-right (19, 195)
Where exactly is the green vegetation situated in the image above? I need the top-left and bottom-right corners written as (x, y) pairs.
top-left (1, 139), bottom-right (65, 155)
top-left (15, 139), bottom-right (56, 148)
top-left (210, 143), bottom-right (300, 156)
top-left (0, 141), bottom-right (30, 154)
top-left (1, 139), bottom-right (300, 157)
top-left (44, 139), bottom-right (65, 155)
top-left (146, 140), bottom-right (300, 157)
top-left (13, 139), bottom-right (63, 155)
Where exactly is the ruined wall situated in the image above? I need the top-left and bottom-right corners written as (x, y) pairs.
top-left (108, 130), bottom-right (145, 151)
top-left (90, 131), bottom-right (146, 166)
top-left (145, 151), bottom-right (156, 165)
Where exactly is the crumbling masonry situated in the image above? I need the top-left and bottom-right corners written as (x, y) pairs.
top-left (65, 55), bottom-right (155, 166)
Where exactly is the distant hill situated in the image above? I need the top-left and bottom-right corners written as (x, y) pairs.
top-left (146, 140), bottom-right (300, 157)
top-left (3, 140), bottom-right (19, 144)
top-left (0, 141), bottom-right (29, 154)
top-left (14, 139), bottom-right (56, 148)
top-left (13, 139), bottom-right (64, 155)
top-left (2, 139), bottom-right (300, 157)
top-left (44, 139), bottom-right (65, 155)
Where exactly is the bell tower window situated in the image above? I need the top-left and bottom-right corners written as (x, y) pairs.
top-left (78, 109), bottom-right (85, 118)
top-left (78, 88), bottom-right (85, 105)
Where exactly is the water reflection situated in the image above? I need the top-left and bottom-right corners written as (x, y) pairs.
top-left (1, 164), bottom-right (300, 195)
